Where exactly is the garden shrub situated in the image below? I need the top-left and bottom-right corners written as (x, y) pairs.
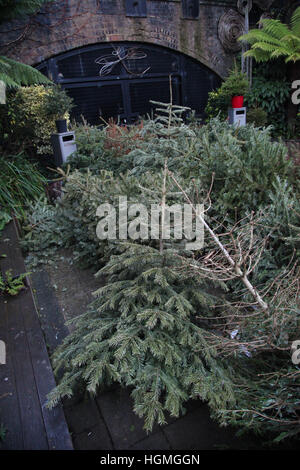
top-left (246, 107), bottom-right (268, 127)
top-left (205, 67), bottom-right (249, 121)
top-left (0, 152), bottom-right (47, 220)
top-left (3, 85), bottom-right (71, 155)
top-left (204, 59), bottom-right (294, 139)
top-left (245, 75), bottom-right (290, 137)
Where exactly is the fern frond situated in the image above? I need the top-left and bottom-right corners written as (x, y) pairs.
top-left (260, 19), bottom-right (290, 40)
top-left (240, 8), bottom-right (300, 64)
top-left (240, 29), bottom-right (283, 47)
top-left (243, 49), bottom-right (272, 62)
top-left (0, 56), bottom-right (51, 87)
top-left (291, 6), bottom-right (300, 37)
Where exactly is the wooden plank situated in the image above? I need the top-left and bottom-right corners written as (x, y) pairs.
top-left (31, 270), bottom-right (69, 354)
top-left (0, 221), bottom-right (48, 449)
top-left (0, 298), bottom-right (24, 450)
top-left (4, 291), bottom-right (49, 450)
top-left (0, 221), bottom-right (73, 450)
top-left (23, 280), bottom-right (73, 450)
top-left (0, 221), bottom-right (26, 275)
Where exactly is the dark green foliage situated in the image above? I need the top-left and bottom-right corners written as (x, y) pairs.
top-left (23, 167), bottom-right (203, 268)
top-left (45, 85), bottom-right (74, 119)
top-left (0, 153), bottom-right (47, 219)
top-left (219, 68), bottom-right (249, 99)
top-left (245, 75), bottom-right (290, 136)
top-left (1, 85), bottom-right (73, 155)
top-left (0, 56), bottom-right (51, 89)
top-left (0, 422), bottom-right (5, 442)
top-left (246, 76), bottom-right (290, 115)
top-left (239, 7), bottom-right (300, 63)
top-left (0, 212), bottom-right (11, 232)
top-left (205, 59), bottom-right (295, 138)
top-left (0, 269), bottom-right (28, 296)
top-left (67, 123), bottom-right (129, 175)
top-left (216, 357), bottom-right (300, 441)
top-left (204, 88), bottom-right (228, 121)
top-left (0, 0), bottom-right (50, 23)
top-left (195, 119), bottom-right (293, 217)
top-left (256, 177), bottom-right (300, 273)
top-left (205, 67), bottom-right (249, 121)
top-left (246, 107), bottom-right (268, 127)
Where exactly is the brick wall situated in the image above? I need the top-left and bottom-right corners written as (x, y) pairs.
top-left (0, 0), bottom-right (241, 78)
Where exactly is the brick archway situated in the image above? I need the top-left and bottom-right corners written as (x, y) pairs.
top-left (38, 41), bottom-right (221, 123)
top-left (0, 0), bottom-right (237, 79)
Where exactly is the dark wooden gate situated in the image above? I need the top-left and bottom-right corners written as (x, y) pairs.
top-left (38, 42), bottom-right (220, 124)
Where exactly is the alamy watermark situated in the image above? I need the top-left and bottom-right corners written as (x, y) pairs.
top-left (291, 340), bottom-right (300, 365)
top-left (96, 197), bottom-right (204, 250)
top-left (0, 340), bottom-right (6, 365)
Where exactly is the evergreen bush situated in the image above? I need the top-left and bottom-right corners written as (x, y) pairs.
top-left (2, 85), bottom-right (72, 155)
top-left (246, 108), bottom-right (268, 127)
top-left (205, 68), bottom-right (249, 121)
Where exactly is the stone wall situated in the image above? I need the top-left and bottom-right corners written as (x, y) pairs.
top-left (0, 0), bottom-right (241, 78)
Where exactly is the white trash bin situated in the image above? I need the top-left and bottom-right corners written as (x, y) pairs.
top-left (228, 107), bottom-right (246, 127)
top-left (51, 131), bottom-right (77, 166)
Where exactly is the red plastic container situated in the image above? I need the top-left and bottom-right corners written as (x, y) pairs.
top-left (231, 96), bottom-right (244, 108)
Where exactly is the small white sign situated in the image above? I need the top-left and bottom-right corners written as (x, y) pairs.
top-left (0, 340), bottom-right (6, 365)
top-left (292, 80), bottom-right (300, 105)
top-left (0, 80), bottom-right (6, 104)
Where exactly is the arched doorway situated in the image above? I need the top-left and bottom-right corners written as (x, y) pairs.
top-left (38, 42), bottom-right (221, 124)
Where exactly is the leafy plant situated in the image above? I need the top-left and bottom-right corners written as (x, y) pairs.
top-left (0, 152), bottom-right (47, 219)
top-left (0, 211), bottom-right (11, 232)
top-left (205, 67), bottom-right (249, 120)
top-left (0, 269), bottom-right (28, 296)
top-left (45, 85), bottom-right (74, 120)
top-left (2, 86), bottom-right (71, 154)
top-left (245, 74), bottom-right (290, 136)
top-left (239, 7), bottom-right (300, 63)
top-left (246, 107), bottom-right (268, 127)
top-left (186, 119), bottom-right (292, 217)
top-left (220, 67), bottom-right (249, 99)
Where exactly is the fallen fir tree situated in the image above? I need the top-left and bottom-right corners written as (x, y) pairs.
top-left (22, 104), bottom-right (300, 442)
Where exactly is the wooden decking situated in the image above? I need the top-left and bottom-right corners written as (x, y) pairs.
top-left (0, 220), bottom-right (73, 450)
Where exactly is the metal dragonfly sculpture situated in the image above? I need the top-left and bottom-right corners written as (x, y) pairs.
top-left (95, 46), bottom-right (150, 77)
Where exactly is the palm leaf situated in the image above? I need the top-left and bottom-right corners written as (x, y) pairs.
top-left (0, 56), bottom-right (51, 87)
top-left (240, 7), bottom-right (300, 64)
top-left (239, 30), bottom-right (283, 47)
top-left (291, 6), bottom-right (300, 37)
top-left (243, 49), bottom-right (274, 62)
top-left (260, 19), bottom-right (290, 40)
